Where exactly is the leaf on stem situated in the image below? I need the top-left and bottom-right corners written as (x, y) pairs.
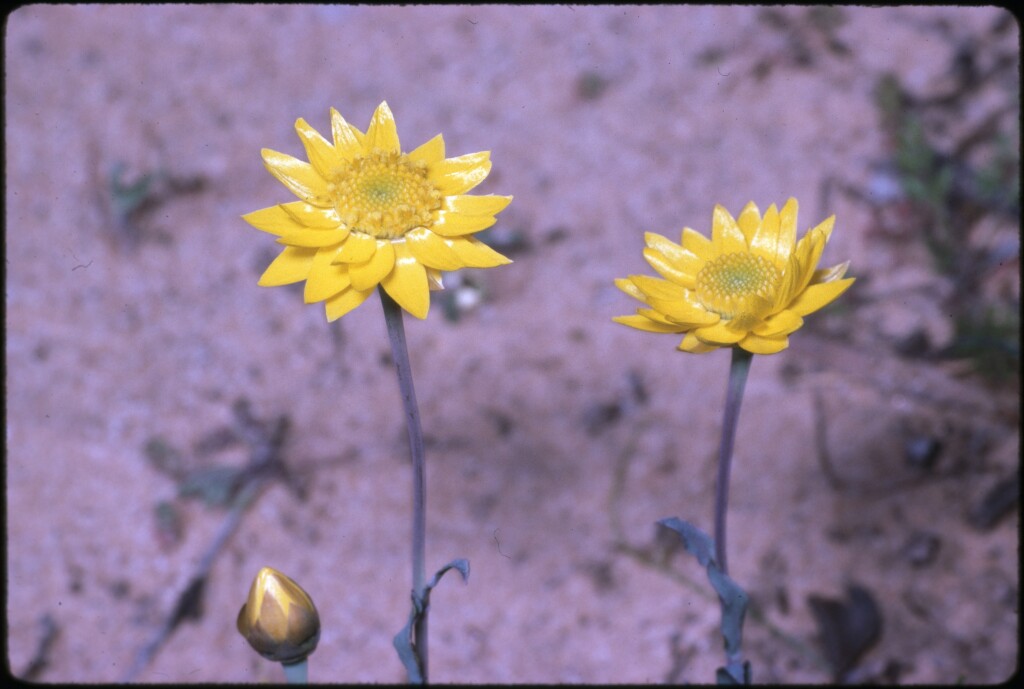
top-left (392, 558), bottom-right (470, 684)
top-left (657, 517), bottom-right (752, 684)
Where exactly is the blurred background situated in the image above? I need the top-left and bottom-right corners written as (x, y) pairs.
top-left (4, 5), bottom-right (1018, 683)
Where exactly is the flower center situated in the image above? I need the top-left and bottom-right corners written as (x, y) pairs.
top-left (328, 151), bottom-right (442, 239)
top-left (696, 251), bottom-right (780, 323)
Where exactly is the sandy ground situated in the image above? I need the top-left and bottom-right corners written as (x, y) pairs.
top-left (4, 5), bottom-right (1019, 684)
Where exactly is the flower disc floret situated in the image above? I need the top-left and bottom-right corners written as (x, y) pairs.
top-left (613, 198), bottom-right (854, 355)
top-left (244, 102), bottom-right (513, 321)
top-left (696, 252), bottom-right (781, 322)
top-left (330, 151), bottom-right (441, 239)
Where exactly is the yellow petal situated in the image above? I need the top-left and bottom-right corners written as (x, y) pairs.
top-left (629, 275), bottom-right (685, 301)
top-left (429, 152), bottom-right (491, 195)
top-left (772, 200), bottom-right (796, 266)
top-left (349, 240), bottom-right (396, 291)
top-left (442, 194), bottom-right (513, 216)
top-left (736, 202), bottom-right (761, 246)
top-left (738, 333), bottom-right (789, 354)
top-left (381, 242), bottom-right (430, 318)
top-left (752, 309), bottom-right (804, 337)
top-left (749, 202), bottom-right (784, 267)
top-left (304, 249), bottom-right (352, 303)
top-left (243, 205), bottom-right (304, 236)
top-left (788, 277), bottom-right (855, 316)
top-left (280, 202), bottom-right (344, 230)
top-left (613, 314), bottom-right (687, 333)
top-left (693, 321), bottom-right (747, 345)
top-left (712, 205), bottom-right (746, 255)
top-left (425, 268), bottom-right (444, 291)
top-left (407, 228), bottom-right (463, 271)
top-left (773, 253), bottom-right (802, 311)
top-left (614, 277), bottom-right (647, 302)
top-left (642, 247), bottom-right (699, 288)
top-left (792, 226), bottom-right (830, 296)
top-left (365, 101), bottom-right (400, 154)
top-left (448, 237), bottom-right (511, 268)
top-left (258, 247), bottom-right (317, 286)
top-left (295, 118), bottom-right (341, 178)
top-left (325, 286), bottom-right (373, 321)
top-left (261, 149), bottom-right (332, 207)
top-left (430, 211), bottom-right (497, 237)
top-left (808, 213), bottom-right (835, 242)
top-left (637, 307), bottom-right (678, 325)
top-left (680, 227), bottom-right (714, 261)
top-left (812, 260), bottom-right (850, 284)
top-left (645, 232), bottom-right (683, 259)
top-left (332, 232), bottom-right (378, 263)
top-left (277, 228), bottom-right (349, 248)
top-left (647, 297), bottom-right (719, 326)
top-left (330, 107), bottom-right (364, 158)
top-left (408, 134), bottom-right (445, 166)
top-left (679, 333), bottom-right (719, 353)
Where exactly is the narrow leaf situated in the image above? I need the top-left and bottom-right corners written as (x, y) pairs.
top-left (392, 558), bottom-right (470, 684)
top-left (658, 517), bottom-right (752, 684)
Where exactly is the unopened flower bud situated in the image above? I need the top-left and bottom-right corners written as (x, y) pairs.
top-left (237, 567), bottom-right (320, 664)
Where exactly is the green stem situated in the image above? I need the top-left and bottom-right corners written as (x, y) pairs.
top-left (714, 347), bottom-right (753, 576)
top-left (282, 659), bottom-right (308, 684)
top-left (379, 286), bottom-right (429, 682)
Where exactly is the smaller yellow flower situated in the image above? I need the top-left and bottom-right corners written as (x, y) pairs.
top-left (244, 102), bottom-right (512, 321)
top-left (614, 199), bottom-right (854, 354)
top-left (237, 567), bottom-right (320, 665)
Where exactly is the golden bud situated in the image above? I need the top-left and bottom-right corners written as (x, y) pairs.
top-left (236, 567), bottom-right (320, 665)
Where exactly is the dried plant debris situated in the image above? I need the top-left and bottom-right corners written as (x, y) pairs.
top-left (901, 530), bottom-right (942, 568)
top-left (752, 7), bottom-right (851, 78)
top-left (869, 16), bottom-right (1018, 378)
top-left (143, 435), bottom-right (187, 479)
top-left (576, 70), bottom-right (611, 101)
top-left (20, 614), bottom-right (59, 681)
top-left (583, 369), bottom-right (647, 435)
top-left (153, 500), bottom-right (184, 551)
top-left (100, 161), bottom-right (207, 250)
top-left (813, 13), bottom-right (1019, 385)
top-left (479, 224), bottom-right (533, 256)
top-left (967, 468), bottom-right (1020, 531)
top-left (125, 399), bottom-right (299, 681)
top-left (439, 272), bottom-right (486, 322)
top-left (808, 584), bottom-right (883, 682)
top-left (89, 127), bottom-right (209, 253)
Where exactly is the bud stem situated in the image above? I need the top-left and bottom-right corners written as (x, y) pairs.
top-left (282, 659), bottom-right (308, 684)
top-left (379, 286), bottom-right (430, 681)
top-left (714, 346), bottom-right (753, 576)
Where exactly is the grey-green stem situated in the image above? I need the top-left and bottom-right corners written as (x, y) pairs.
top-left (379, 286), bottom-right (429, 682)
top-left (282, 659), bottom-right (308, 684)
top-left (714, 346), bottom-right (753, 576)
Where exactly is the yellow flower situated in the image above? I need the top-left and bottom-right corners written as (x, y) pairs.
top-left (237, 567), bottom-right (320, 664)
top-left (614, 199), bottom-right (854, 354)
top-left (244, 102), bottom-right (512, 320)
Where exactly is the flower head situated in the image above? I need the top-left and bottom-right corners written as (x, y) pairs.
top-left (244, 102), bottom-right (512, 320)
top-left (237, 567), bottom-right (320, 664)
top-left (614, 199), bottom-right (854, 354)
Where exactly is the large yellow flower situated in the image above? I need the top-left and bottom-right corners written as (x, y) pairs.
top-left (244, 102), bottom-right (512, 320)
top-left (614, 199), bottom-right (854, 354)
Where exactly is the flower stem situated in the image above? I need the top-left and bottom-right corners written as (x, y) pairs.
top-left (379, 286), bottom-right (429, 682)
top-left (714, 347), bottom-right (753, 576)
top-left (282, 659), bottom-right (308, 684)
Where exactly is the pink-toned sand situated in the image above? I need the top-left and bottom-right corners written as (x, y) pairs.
top-left (5, 5), bottom-right (1018, 683)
